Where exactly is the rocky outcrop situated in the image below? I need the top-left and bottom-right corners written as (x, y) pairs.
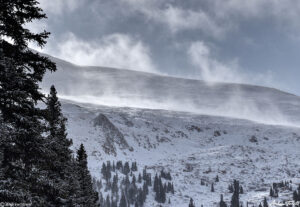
top-left (94, 114), bottom-right (132, 155)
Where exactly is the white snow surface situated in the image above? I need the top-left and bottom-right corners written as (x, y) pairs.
top-left (41, 55), bottom-right (300, 127)
top-left (62, 100), bottom-right (300, 206)
top-left (42, 55), bottom-right (300, 206)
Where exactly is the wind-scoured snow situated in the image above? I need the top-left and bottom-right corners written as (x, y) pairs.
top-left (42, 55), bottom-right (300, 206)
top-left (61, 100), bottom-right (300, 206)
top-left (41, 55), bottom-right (300, 127)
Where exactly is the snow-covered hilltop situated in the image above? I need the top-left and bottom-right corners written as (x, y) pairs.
top-left (42, 55), bottom-right (300, 127)
top-left (43, 56), bottom-right (300, 206)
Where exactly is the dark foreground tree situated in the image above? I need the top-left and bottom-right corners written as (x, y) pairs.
top-left (44, 85), bottom-right (80, 205)
top-left (76, 144), bottom-right (99, 206)
top-left (0, 0), bottom-right (56, 204)
top-left (0, 1), bottom-right (97, 205)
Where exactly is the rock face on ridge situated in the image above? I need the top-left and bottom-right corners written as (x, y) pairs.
top-left (94, 113), bottom-right (132, 155)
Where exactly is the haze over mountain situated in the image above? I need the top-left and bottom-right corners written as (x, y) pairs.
top-left (42, 55), bottom-right (300, 127)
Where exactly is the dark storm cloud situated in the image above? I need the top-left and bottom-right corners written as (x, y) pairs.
top-left (31, 0), bottom-right (300, 94)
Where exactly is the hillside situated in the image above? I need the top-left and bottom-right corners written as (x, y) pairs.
top-left (61, 100), bottom-right (300, 206)
top-left (42, 56), bottom-right (300, 206)
top-left (41, 55), bottom-right (300, 127)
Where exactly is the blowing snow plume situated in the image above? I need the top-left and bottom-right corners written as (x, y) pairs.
top-left (41, 55), bottom-right (300, 127)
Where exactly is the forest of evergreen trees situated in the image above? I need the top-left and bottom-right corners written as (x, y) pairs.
top-left (93, 161), bottom-right (174, 207)
top-left (0, 0), bottom-right (98, 206)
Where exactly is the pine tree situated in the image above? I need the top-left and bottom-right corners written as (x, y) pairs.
top-left (263, 197), bottom-right (268, 207)
top-left (44, 85), bottom-right (79, 205)
top-left (270, 187), bottom-right (274, 197)
top-left (131, 162), bottom-right (137, 171)
top-left (154, 174), bottom-right (159, 192)
top-left (76, 144), bottom-right (99, 206)
top-left (189, 198), bottom-right (195, 207)
top-left (119, 191), bottom-right (127, 207)
top-left (112, 174), bottom-right (119, 194)
top-left (0, 0), bottom-right (57, 204)
top-left (211, 183), bottom-right (215, 192)
top-left (230, 180), bottom-right (239, 207)
top-left (143, 181), bottom-right (149, 195)
top-left (138, 173), bottom-right (142, 183)
top-left (239, 186), bottom-right (243, 194)
top-left (123, 162), bottom-right (130, 175)
top-left (155, 177), bottom-right (166, 203)
top-left (220, 194), bottom-right (227, 207)
top-left (294, 190), bottom-right (299, 202)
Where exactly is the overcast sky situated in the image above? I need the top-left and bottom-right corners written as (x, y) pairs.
top-left (31, 0), bottom-right (300, 95)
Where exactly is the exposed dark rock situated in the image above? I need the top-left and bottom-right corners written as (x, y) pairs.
top-left (214, 130), bottom-right (221, 137)
top-left (249, 135), bottom-right (258, 143)
top-left (94, 114), bottom-right (132, 155)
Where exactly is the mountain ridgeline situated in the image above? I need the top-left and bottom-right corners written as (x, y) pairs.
top-left (42, 55), bottom-right (300, 127)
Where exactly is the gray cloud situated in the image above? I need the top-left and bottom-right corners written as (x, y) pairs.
top-left (29, 0), bottom-right (300, 95)
top-left (39, 0), bottom-right (82, 15)
top-left (47, 33), bottom-right (157, 73)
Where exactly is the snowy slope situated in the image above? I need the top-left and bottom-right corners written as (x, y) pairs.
top-left (41, 55), bottom-right (300, 127)
top-left (61, 100), bottom-right (300, 206)
top-left (42, 55), bottom-right (300, 206)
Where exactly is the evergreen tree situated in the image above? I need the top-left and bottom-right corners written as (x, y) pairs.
top-left (154, 174), bottom-right (159, 192)
top-left (45, 85), bottom-right (76, 204)
top-left (293, 190), bottom-right (299, 202)
top-left (119, 191), bottom-right (127, 207)
top-left (228, 184), bottom-right (234, 193)
top-left (239, 186), bottom-right (243, 194)
top-left (189, 198), bottom-right (195, 207)
top-left (211, 183), bottom-right (215, 192)
top-left (270, 188), bottom-right (274, 197)
top-left (155, 177), bottom-right (166, 203)
top-left (123, 162), bottom-right (130, 175)
top-left (220, 194), bottom-right (227, 207)
top-left (263, 197), bottom-right (268, 207)
top-left (143, 181), bottom-right (149, 195)
top-left (138, 173), bottom-right (142, 183)
top-left (116, 161), bottom-right (123, 171)
top-left (131, 162), bottom-right (137, 171)
top-left (230, 180), bottom-right (239, 207)
top-left (0, 0), bottom-right (59, 204)
top-left (76, 144), bottom-right (99, 206)
top-left (112, 174), bottom-right (119, 194)
top-left (112, 161), bottom-right (116, 172)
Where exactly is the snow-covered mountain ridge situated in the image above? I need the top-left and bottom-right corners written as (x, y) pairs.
top-left (42, 55), bottom-right (300, 206)
top-left (41, 55), bottom-right (300, 127)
